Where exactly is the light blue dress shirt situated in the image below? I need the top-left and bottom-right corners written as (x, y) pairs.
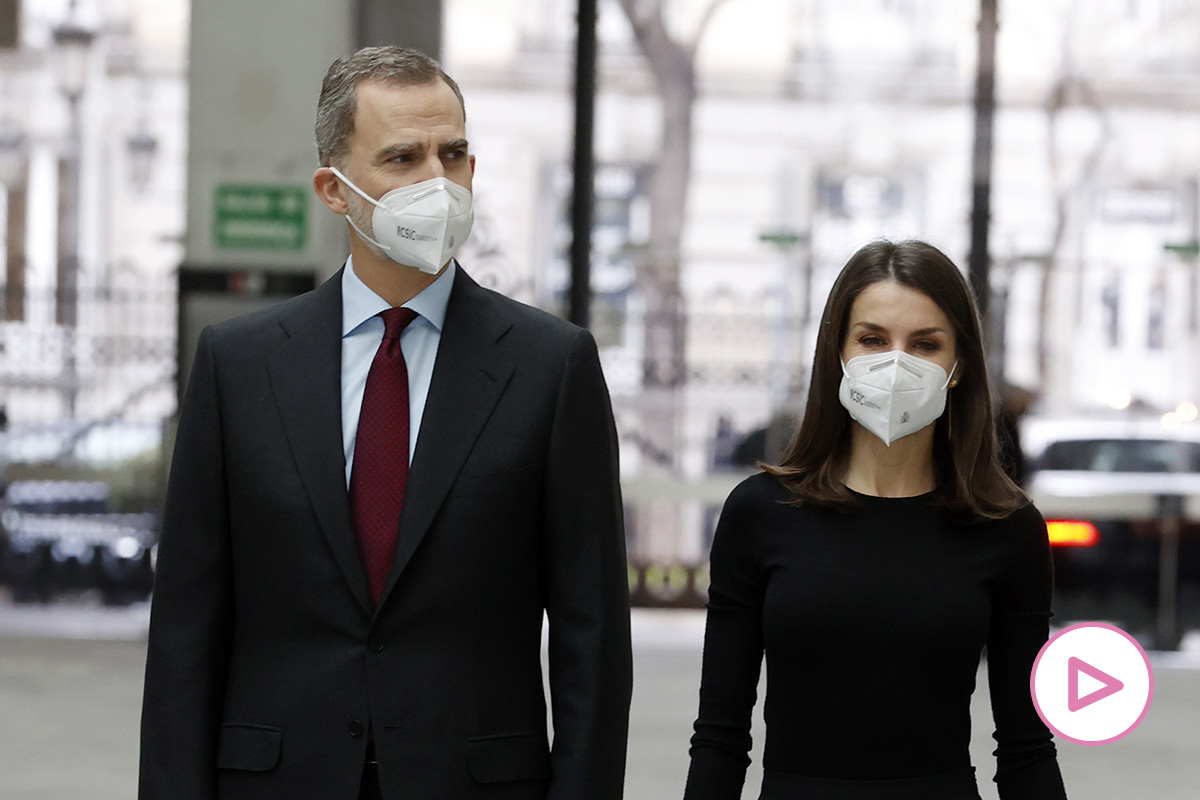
top-left (341, 257), bottom-right (456, 489)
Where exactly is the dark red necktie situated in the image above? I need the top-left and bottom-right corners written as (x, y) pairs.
top-left (350, 307), bottom-right (418, 605)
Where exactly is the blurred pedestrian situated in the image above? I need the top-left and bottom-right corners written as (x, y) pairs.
top-left (684, 240), bottom-right (1066, 800)
top-left (140, 46), bottom-right (631, 800)
top-left (996, 382), bottom-right (1035, 487)
top-left (711, 414), bottom-right (738, 470)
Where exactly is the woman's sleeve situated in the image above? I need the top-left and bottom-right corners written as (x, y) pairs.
top-left (986, 505), bottom-right (1068, 799)
top-left (683, 480), bottom-right (768, 800)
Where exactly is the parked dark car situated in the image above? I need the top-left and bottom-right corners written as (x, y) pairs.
top-left (0, 481), bottom-right (156, 605)
top-left (1024, 416), bottom-right (1200, 642)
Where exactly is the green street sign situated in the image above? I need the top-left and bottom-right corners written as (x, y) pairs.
top-left (214, 184), bottom-right (308, 251)
top-left (758, 228), bottom-right (810, 248)
top-left (1164, 240), bottom-right (1200, 259)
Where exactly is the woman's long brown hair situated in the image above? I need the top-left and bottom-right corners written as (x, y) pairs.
top-left (764, 240), bottom-right (1026, 522)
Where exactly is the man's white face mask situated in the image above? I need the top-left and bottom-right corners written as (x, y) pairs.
top-left (838, 350), bottom-right (957, 446)
top-left (329, 166), bottom-right (474, 275)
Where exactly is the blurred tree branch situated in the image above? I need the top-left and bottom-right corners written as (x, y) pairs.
top-left (1036, 5), bottom-right (1112, 395)
top-left (614, 0), bottom-right (730, 468)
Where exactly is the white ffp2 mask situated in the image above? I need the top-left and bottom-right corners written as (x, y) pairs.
top-left (329, 167), bottom-right (474, 274)
top-left (838, 350), bottom-right (957, 446)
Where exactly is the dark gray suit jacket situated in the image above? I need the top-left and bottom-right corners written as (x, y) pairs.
top-left (140, 266), bottom-right (632, 800)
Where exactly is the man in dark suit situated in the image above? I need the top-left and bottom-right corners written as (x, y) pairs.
top-left (140, 47), bottom-right (632, 800)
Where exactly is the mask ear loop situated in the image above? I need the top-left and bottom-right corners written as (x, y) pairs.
top-left (327, 167), bottom-right (393, 255)
top-left (327, 166), bottom-right (381, 207)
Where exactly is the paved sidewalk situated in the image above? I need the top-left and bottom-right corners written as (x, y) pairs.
top-left (2, 605), bottom-right (1200, 798)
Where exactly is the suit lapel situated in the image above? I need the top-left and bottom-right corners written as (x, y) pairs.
top-left (266, 271), bottom-right (373, 614)
top-left (378, 268), bottom-right (514, 607)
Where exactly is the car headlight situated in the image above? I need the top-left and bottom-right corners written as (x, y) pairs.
top-left (112, 536), bottom-right (143, 560)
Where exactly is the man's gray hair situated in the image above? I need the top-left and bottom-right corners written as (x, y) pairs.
top-left (315, 46), bottom-right (466, 167)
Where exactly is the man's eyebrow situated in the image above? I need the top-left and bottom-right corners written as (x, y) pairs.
top-left (439, 138), bottom-right (469, 152)
top-left (853, 322), bottom-right (948, 336)
top-left (374, 143), bottom-right (421, 164)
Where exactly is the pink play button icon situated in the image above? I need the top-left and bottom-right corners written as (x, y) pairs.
top-left (1067, 656), bottom-right (1124, 712)
top-left (1031, 622), bottom-right (1153, 744)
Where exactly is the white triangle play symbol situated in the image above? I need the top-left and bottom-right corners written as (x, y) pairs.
top-left (1068, 656), bottom-right (1124, 712)
top-left (1078, 670), bottom-right (1105, 697)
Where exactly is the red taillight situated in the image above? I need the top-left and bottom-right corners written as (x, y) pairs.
top-left (1047, 520), bottom-right (1100, 547)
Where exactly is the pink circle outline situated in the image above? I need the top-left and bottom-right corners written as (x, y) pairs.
top-left (1029, 621), bottom-right (1154, 746)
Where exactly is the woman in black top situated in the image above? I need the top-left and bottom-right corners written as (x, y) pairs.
top-left (683, 241), bottom-right (1068, 800)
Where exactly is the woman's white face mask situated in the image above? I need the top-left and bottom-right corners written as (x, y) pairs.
top-left (838, 350), bottom-right (957, 446)
top-left (329, 167), bottom-right (474, 275)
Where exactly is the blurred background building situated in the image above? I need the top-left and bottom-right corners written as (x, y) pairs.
top-left (0, 0), bottom-right (183, 457)
top-left (3, 0), bottom-right (1200, 611)
top-left (444, 0), bottom-right (1200, 600)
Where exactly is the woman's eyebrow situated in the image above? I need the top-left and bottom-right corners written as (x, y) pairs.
top-left (852, 322), bottom-right (947, 336)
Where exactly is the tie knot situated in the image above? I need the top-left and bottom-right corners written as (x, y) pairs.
top-left (379, 307), bottom-right (418, 341)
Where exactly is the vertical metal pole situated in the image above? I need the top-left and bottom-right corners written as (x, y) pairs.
top-left (569, 0), bottom-right (597, 329)
top-left (1157, 494), bottom-right (1182, 651)
top-left (969, 0), bottom-right (998, 321)
top-left (4, 182), bottom-right (27, 323)
top-left (60, 93), bottom-right (82, 419)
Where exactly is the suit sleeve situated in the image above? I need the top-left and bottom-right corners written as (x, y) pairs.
top-left (139, 326), bottom-right (234, 800)
top-left (987, 505), bottom-right (1068, 799)
top-left (542, 328), bottom-right (633, 800)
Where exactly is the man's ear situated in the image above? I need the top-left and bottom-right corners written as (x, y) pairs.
top-left (313, 167), bottom-right (348, 215)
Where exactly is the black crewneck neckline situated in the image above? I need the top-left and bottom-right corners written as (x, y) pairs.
top-left (844, 484), bottom-right (937, 502)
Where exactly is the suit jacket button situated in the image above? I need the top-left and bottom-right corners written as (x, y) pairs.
top-left (348, 719), bottom-right (364, 738)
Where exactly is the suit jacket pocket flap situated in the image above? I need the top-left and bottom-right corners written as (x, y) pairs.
top-left (216, 724), bottom-right (282, 772)
top-left (465, 732), bottom-right (551, 783)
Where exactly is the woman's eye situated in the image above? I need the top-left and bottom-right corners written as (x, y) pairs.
top-left (914, 340), bottom-right (940, 352)
top-left (860, 336), bottom-right (885, 347)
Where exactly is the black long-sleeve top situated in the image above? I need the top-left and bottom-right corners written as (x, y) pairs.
top-left (684, 473), bottom-right (1067, 799)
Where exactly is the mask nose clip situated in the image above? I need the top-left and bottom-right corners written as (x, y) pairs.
top-left (866, 350), bottom-right (904, 374)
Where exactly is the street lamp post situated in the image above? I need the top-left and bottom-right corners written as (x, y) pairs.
top-left (758, 227), bottom-right (812, 412)
top-left (1158, 238), bottom-right (1199, 650)
top-left (0, 118), bottom-right (26, 321)
top-left (51, 5), bottom-right (95, 419)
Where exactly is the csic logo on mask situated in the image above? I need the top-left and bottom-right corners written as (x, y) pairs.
top-left (849, 389), bottom-right (881, 409)
top-left (396, 226), bottom-right (435, 242)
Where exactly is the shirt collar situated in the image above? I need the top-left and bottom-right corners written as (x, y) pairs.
top-left (342, 256), bottom-right (456, 337)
